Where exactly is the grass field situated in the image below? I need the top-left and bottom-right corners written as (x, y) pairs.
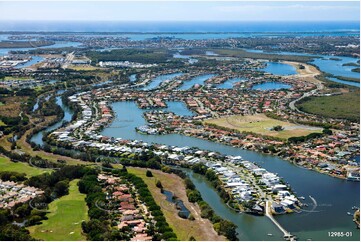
top-left (28, 179), bottom-right (88, 241)
top-left (0, 119), bottom-right (5, 126)
top-left (205, 113), bottom-right (322, 139)
top-left (297, 91), bottom-right (360, 121)
top-left (0, 156), bottom-right (46, 177)
top-left (128, 167), bottom-right (224, 241)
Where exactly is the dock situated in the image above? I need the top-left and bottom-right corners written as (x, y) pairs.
top-left (265, 201), bottom-right (296, 241)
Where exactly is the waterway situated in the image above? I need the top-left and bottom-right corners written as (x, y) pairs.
top-left (173, 52), bottom-right (198, 64)
top-left (141, 72), bottom-right (183, 90)
top-left (216, 77), bottom-right (247, 89)
top-left (261, 62), bottom-right (297, 76)
top-left (244, 48), bottom-right (360, 87)
top-left (14, 56), bottom-right (44, 69)
top-left (252, 82), bottom-right (292, 91)
top-left (328, 77), bottom-right (360, 88)
top-left (0, 41), bottom-right (82, 56)
top-left (165, 101), bottom-right (194, 116)
top-left (101, 101), bottom-right (360, 241)
top-left (30, 94), bottom-right (74, 146)
top-left (129, 74), bottom-right (137, 82)
top-left (178, 74), bottom-right (215, 90)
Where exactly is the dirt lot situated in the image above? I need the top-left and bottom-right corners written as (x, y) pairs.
top-left (206, 113), bottom-right (322, 139)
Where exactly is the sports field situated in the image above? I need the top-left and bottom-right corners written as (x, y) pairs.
top-left (205, 113), bottom-right (322, 139)
top-left (28, 179), bottom-right (88, 241)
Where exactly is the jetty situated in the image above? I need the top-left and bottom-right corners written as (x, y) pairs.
top-left (265, 201), bottom-right (297, 241)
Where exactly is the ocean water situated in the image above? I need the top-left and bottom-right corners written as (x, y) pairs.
top-left (0, 21), bottom-right (359, 35)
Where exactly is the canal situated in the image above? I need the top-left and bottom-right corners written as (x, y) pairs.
top-left (30, 93), bottom-right (74, 146)
top-left (178, 74), bottom-right (215, 90)
top-left (101, 101), bottom-right (360, 241)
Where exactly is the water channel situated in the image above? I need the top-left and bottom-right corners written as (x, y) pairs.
top-left (100, 101), bottom-right (360, 241)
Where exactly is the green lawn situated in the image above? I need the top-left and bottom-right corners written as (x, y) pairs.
top-left (0, 157), bottom-right (46, 177)
top-left (297, 91), bottom-right (360, 122)
top-left (28, 179), bottom-right (88, 241)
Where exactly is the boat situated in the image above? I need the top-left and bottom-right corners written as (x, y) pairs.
top-left (298, 196), bottom-right (305, 200)
top-left (267, 234), bottom-right (273, 236)
top-left (347, 212), bottom-right (352, 215)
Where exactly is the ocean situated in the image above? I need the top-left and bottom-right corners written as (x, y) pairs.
top-left (0, 21), bottom-right (359, 34)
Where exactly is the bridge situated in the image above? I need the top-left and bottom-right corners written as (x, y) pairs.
top-left (265, 201), bottom-right (297, 241)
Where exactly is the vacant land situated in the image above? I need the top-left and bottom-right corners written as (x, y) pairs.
top-left (0, 96), bottom-right (26, 117)
top-left (205, 113), bottom-right (322, 139)
top-left (3, 76), bottom-right (32, 81)
top-left (67, 65), bottom-right (102, 71)
top-left (297, 91), bottom-right (360, 122)
top-left (28, 179), bottom-right (88, 241)
top-left (0, 156), bottom-right (46, 177)
top-left (128, 167), bottom-right (224, 241)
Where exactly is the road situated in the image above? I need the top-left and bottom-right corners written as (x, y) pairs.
top-left (283, 61), bottom-right (325, 113)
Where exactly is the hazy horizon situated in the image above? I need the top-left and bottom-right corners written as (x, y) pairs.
top-left (0, 1), bottom-right (359, 22)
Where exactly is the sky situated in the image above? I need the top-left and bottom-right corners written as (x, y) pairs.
top-left (0, 1), bottom-right (359, 22)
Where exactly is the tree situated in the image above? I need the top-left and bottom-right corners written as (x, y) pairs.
top-left (184, 178), bottom-right (195, 190)
top-left (54, 180), bottom-right (69, 196)
top-left (272, 125), bottom-right (284, 131)
top-left (156, 180), bottom-right (163, 189)
top-left (218, 220), bottom-right (238, 241)
top-left (187, 190), bottom-right (202, 203)
top-left (146, 170), bottom-right (153, 177)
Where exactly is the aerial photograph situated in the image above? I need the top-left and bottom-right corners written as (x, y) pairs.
top-left (0, 0), bottom-right (359, 241)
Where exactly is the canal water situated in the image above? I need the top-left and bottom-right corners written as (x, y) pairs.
top-left (252, 82), bottom-right (292, 91)
top-left (30, 94), bottom-right (74, 146)
top-left (14, 56), bottom-right (44, 69)
top-left (216, 77), bottom-right (247, 89)
top-left (141, 72), bottom-right (183, 90)
top-left (165, 101), bottom-right (194, 116)
top-left (261, 62), bottom-right (297, 76)
top-left (129, 74), bottom-right (137, 82)
top-left (101, 101), bottom-right (360, 241)
top-left (178, 74), bottom-right (215, 90)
